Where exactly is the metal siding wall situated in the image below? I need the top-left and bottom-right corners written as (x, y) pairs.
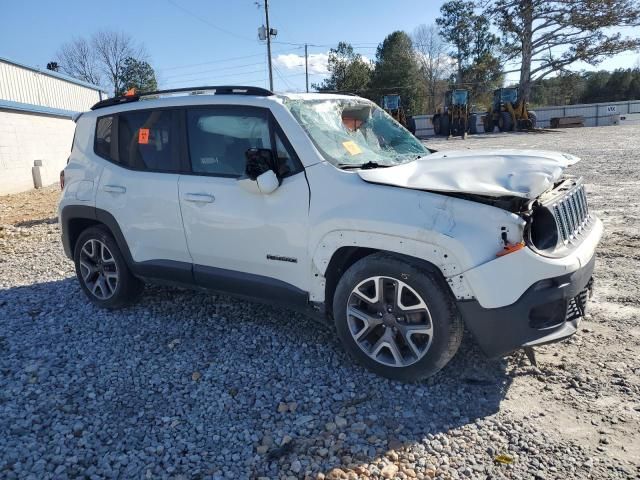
top-left (0, 60), bottom-right (103, 112)
top-left (412, 100), bottom-right (640, 136)
top-left (533, 100), bottom-right (640, 127)
top-left (0, 110), bottom-right (76, 194)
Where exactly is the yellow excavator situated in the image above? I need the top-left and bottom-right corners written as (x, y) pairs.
top-left (431, 89), bottom-right (476, 138)
top-left (483, 87), bottom-right (537, 132)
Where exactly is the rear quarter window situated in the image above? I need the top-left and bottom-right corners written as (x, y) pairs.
top-left (94, 116), bottom-right (114, 161)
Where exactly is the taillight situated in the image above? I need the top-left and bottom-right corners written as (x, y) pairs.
top-left (60, 170), bottom-right (65, 190)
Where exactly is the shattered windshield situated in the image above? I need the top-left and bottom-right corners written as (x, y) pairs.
top-left (284, 98), bottom-right (430, 168)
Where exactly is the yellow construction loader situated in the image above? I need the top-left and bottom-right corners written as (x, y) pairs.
top-left (381, 94), bottom-right (408, 128)
top-left (431, 89), bottom-right (477, 138)
top-left (483, 87), bottom-right (537, 133)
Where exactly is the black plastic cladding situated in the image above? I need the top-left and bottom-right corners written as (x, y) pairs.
top-left (90, 86), bottom-right (274, 111)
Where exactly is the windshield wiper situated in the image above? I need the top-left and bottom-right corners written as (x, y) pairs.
top-left (338, 161), bottom-right (389, 170)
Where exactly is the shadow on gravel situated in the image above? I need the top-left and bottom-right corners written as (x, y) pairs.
top-left (0, 279), bottom-right (514, 478)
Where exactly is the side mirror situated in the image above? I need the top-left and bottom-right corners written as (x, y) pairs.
top-left (238, 148), bottom-right (280, 195)
top-left (255, 170), bottom-right (279, 194)
top-left (245, 148), bottom-right (276, 180)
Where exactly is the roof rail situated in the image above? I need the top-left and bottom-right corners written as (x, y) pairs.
top-left (90, 85), bottom-right (274, 110)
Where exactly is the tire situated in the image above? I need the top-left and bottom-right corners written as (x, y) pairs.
top-left (73, 226), bottom-right (144, 309)
top-left (432, 115), bottom-right (441, 136)
top-left (528, 111), bottom-right (537, 129)
top-left (483, 115), bottom-right (493, 133)
top-left (498, 111), bottom-right (514, 132)
top-left (332, 253), bottom-right (463, 382)
top-left (452, 117), bottom-right (461, 136)
top-left (469, 115), bottom-right (478, 134)
top-left (440, 113), bottom-right (450, 137)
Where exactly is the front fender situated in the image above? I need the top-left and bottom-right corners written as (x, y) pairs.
top-left (309, 229), bottom-right (475, 302)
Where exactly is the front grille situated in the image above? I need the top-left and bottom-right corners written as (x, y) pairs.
top-left (566, 286), bottom-right (590, 322)
top-left (551, 183), bottom-right (590, 244)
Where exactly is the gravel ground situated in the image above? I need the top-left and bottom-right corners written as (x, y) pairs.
top-left (1, 125), bottom-right (639, 480)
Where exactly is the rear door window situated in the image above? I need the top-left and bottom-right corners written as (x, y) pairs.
top-left (117, 109), bottom-right (180, 172)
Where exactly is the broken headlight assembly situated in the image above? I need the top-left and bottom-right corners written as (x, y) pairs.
top-left (524, 177), bottom-right (592, 258)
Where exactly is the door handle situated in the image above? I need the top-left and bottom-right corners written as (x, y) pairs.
top-left (183, 193), bottom-right (215, 203)
top-left (103, 185), bottom-right (126, 194)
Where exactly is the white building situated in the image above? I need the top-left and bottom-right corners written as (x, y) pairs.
top-left (0, 56), bottom-right (106, 194)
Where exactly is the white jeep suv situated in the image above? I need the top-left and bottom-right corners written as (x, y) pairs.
top-left (59, 86), bottom-right (602, 381)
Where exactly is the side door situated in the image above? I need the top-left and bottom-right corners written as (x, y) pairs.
top-left (178, 105), bottom-right (310, 302)
top-left (95, 108), bottom-right (192, 279)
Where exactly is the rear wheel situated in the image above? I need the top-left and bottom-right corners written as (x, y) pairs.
top-left (74, 226), bottom-right (143, 309)
top-left (498, 111), bottom-right (514, 132)
top-left (333, 253), bottom-right (463, 382)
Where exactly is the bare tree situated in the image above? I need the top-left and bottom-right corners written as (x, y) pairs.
top-left (56, 37), bottom-right (102, 86)
top-left (412, 24), bottom-right (453, 112)
top-left (56, 31), bottom-right (148, 95)
top-left (93, 31), bottom-right (147, 96)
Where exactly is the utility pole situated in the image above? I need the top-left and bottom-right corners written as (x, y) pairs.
top-left (305, 44), bottom-right (309, 93)
top-left (264, 0), bottom-right (273, 91)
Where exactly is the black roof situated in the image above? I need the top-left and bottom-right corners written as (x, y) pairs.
top-left (90, 85), bottom-right (274, 111)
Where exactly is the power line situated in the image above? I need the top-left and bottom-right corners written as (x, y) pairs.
top-left (163, 75), bottom-right (268, 88)
top-left (163, 68), bottom-right (268, 86)
top-left (157, 46), bottom-right (302, 72)
top-left (158, 52), bottom-right (268, 72)
top-left (167, 0), bottom-right (256, 43)
top-left (273, 63), bottom-right (294, 91)
top-left (163, 61), bottom-right (274, 81)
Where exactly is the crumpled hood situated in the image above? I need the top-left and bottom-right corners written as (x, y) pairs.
top-left (358, 149), bottom-right (580, 199)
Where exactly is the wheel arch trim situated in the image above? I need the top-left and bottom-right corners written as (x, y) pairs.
top-left (310, 230), bottom-right (474, 303)
top-left (60, 205), bottom-right (134, 268)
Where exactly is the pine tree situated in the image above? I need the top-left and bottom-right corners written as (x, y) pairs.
top-left (370, 31), bottom-right (425, 114)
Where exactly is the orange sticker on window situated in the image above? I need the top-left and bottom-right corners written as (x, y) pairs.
top-left (138, 128), bottom-right (149, 144)
top-left (342, 140), bottom-right (362, 156)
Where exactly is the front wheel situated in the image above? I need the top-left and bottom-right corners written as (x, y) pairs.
top-left (74, 226), bottom-right (144, 309)
top-left (483, 115), bottom-right (494, 133)
top-left (469, 115), bottom-right (478, 134)
top-left (333, 253), bottom-right (463, 382)
top-left (498, 111), bottom-right (514, 132)
top-left (432, 115), bottom-right (441, 136)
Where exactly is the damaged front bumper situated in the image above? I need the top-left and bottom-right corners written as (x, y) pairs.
top-left (457, 254), bottom-right (595, 358)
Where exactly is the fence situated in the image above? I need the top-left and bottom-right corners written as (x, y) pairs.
top-left (412, 99), bottom-right (640, 138)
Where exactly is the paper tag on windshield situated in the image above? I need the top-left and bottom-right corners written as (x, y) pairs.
top-left (342, 141), bottom-right (362, 156)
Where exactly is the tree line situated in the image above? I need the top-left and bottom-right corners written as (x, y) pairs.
top-left (316, 0), bottom-right (640, 115)
top-left (530, 69), bottom-right (640, 106)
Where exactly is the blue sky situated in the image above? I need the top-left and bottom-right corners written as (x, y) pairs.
top-left (1, 0), bottom-right (638, 93)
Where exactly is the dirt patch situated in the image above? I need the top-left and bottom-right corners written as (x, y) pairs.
top-left (0, 184), bottom-right (60, 226)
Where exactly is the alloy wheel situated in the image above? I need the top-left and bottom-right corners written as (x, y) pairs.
top-left (79, 239), bottom-right (119, 300)
top-left (346, 276), bottom-right (434, 367)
